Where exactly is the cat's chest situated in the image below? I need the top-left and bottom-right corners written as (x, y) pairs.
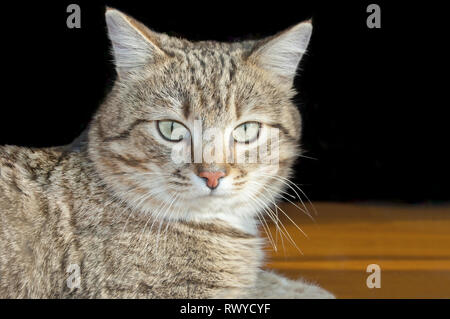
top-left (78, 212), bottom-right (264, 298)
top-left (148, 226), bottom-right (264, 297)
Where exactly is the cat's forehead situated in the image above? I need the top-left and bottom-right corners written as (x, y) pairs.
top-left (159, 45), bottom-right (246, 124)
top-left (162, 37), bottom-right (251, 77)
top-left (137, 40), bottom-right (283, 127)
top-left (182, 47), bottom-right (238, 82)
top-left (138, 53), bottom-right (278, 130)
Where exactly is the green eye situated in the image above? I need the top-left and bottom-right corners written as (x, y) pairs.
top-left (157, 120), bottom-right (189, 142)
top-left (233, 122), bottom-right (261, 143)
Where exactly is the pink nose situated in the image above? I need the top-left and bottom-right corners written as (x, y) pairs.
top-left (198, 171), bottom-right (226, 189)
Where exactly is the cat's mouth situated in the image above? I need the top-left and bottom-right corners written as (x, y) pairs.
top-left (191, 186), bottom-right (234, 199)
top-left (209, 190), bottom-right (229, 197)
top-left (203, 189), bottom-right (231, 198)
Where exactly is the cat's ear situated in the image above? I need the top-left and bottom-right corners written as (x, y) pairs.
top-left (248, 21), bottom-right (312, 83)
top-left (105, 8), bottom-right (166, 76)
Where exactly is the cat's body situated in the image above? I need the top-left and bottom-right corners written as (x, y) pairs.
top-left (0, 146), bottom-right (262, 298)
top-left (0, 146), bottom-right (331, 298)
top-left (0, 8), bottom-right (334, 298)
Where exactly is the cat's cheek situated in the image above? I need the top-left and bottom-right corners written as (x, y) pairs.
top-left (212, 177), bottom-right (233, 196)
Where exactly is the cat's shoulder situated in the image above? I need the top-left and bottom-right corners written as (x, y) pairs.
top-left (0, 145), bottom-right (63, 170)
top-left (0, 145), bottom-right (66, 187)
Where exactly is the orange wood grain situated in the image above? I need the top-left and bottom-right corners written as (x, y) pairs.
top-left (263, 202), bottom-right (450, 298)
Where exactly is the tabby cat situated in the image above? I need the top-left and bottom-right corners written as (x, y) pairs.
top-left (0, 8), bottom-right (334, 298)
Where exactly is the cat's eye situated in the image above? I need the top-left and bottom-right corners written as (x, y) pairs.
top-left (157, 120), bottom-right (189, 142)
top-left (233, 122), bottom-right (261, 143)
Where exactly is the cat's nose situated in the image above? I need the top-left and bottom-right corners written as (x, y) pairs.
top-left (198, 171), bottom-right (226, 190)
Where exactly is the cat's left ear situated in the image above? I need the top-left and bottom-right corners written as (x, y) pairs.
top-left (248, 21), bottom-right (312, 84)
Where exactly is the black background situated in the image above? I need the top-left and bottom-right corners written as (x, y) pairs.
top-left (0, 1), bottom-right (447, 203)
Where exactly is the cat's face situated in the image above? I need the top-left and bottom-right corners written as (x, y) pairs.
top-left (88, 9), bottom-right (312, 233)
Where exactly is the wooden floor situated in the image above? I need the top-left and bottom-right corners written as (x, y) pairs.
top-left (263, 202), bottom-right (450, 298)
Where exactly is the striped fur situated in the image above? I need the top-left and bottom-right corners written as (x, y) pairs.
top-left (0, 8), bottom-right (333, 298)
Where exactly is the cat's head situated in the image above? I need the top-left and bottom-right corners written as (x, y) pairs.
top-left (88, 8), bottom-right (312, 233)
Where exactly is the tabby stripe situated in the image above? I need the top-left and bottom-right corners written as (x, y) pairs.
top-left (182, 100), bottom-right (190, 119)
top-left (103, 119), bottom-right (151, 142)
top-left (180, 221), bottom-right (256, 239)
top-left (269, 123), bottom-right (294, 140)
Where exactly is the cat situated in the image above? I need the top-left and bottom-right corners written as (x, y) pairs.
top-left (0, 8), bottom-right (334, 298)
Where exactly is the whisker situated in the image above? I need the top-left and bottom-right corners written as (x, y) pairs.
top-left (154, 193), bottom-right (179, 251)
top-left (137, 191), bottom-right (173, 243)
top-left (298, 154), bottom-right (318, 161)
top-left (246, 190), bottom-right (303, 255)
top-left (254, 181), bottom-right (316, 223)
top-left (247, 181), bottom-right (309, 239)
top-left (260, 173), bottom-right (317, 217)
top-left (242, 190), bottom-right (278, 251)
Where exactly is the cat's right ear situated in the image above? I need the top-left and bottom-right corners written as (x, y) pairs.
top-left (105, 8), bottom-right (166, 76)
